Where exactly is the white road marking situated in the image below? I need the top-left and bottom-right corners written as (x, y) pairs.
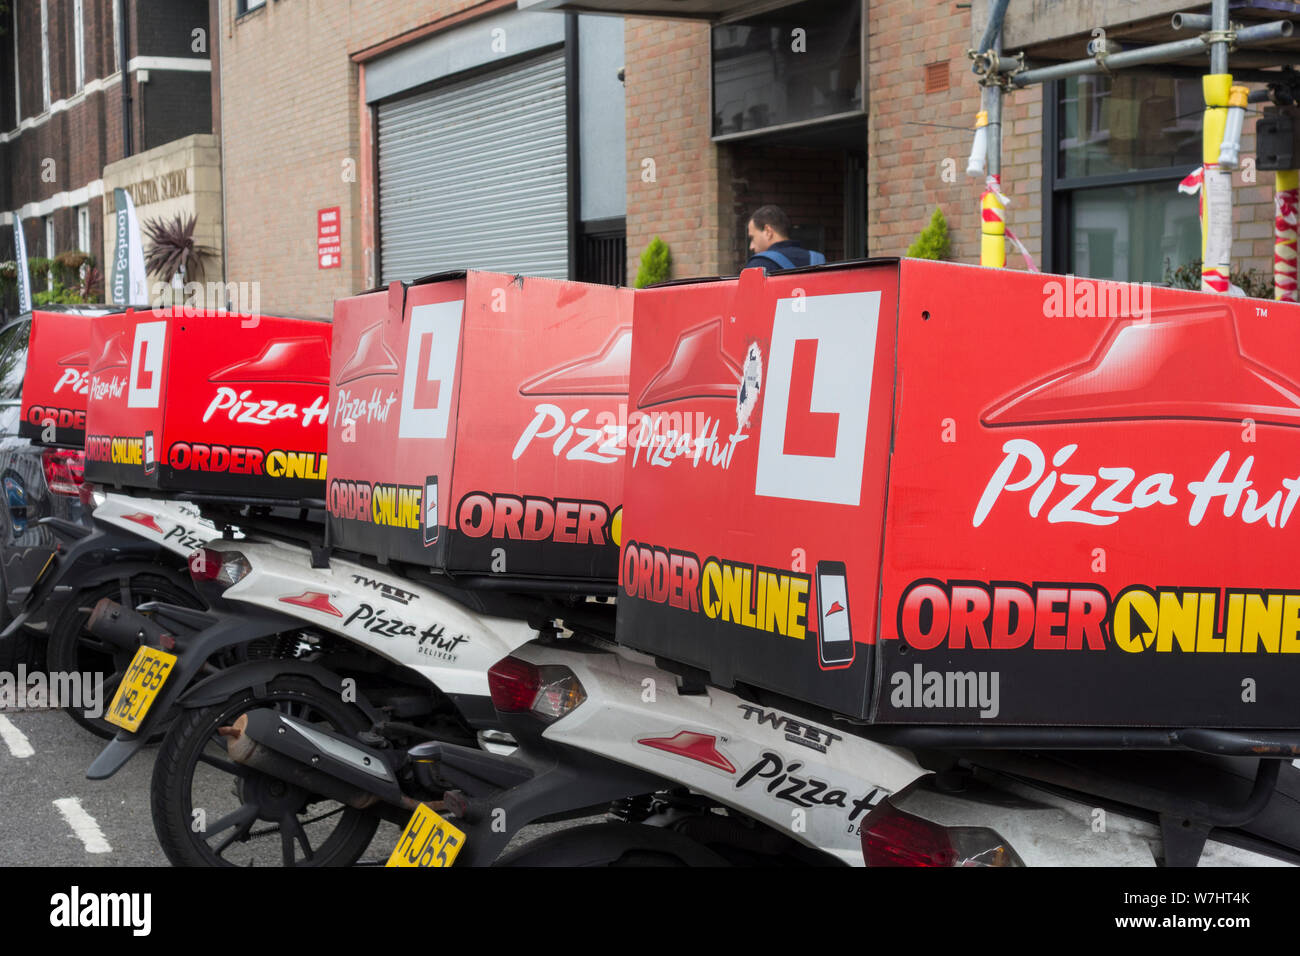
top-left (0, 714), bottom-right (34, 758)
top-left (53, 797), bottom-right (112, 854)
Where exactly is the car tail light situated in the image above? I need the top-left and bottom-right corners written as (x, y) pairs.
top-left (861, 803), bottom-right (1022, 867)
top-left (487, 657), bottom-right (586, 723)
top-left (42, 448), bottom-right (85, 497)
top-left (188, 547), bottom-right (252, 588)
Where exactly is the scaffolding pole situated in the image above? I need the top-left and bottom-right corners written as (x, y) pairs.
top-left (969, 1), bottom-right (1296, 287)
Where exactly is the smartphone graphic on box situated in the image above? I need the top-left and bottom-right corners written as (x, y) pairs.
top-left (144, 430), bottom-right (156, 476)
top-left (423, 475), bottom-right (439, 547)
top-left (816, 560), bottom-right (854, 669)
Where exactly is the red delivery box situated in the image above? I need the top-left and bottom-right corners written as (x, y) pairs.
top-left (617, 259), bottom-right (1300, 728)
top-left (19, 309), bottom-right (115, 447)
top-left (327, 272), bottom-right (632, 581)
top-left (83, 307), bottom-right (331, 499)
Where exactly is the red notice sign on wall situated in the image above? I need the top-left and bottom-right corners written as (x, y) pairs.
top-left (317, 207), bottom-right (341, 269)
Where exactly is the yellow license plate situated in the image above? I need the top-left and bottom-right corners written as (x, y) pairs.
top-left (386, 803), bottom-right (466, 868)
top-left (104, 646), bottom-right (178, 732)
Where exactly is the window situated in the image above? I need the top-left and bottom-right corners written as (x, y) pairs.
top-left (711, 0), bottom-right (863, 139)
top-left (238, 0), bottom-right (268, 15)
top-left (44, 217), bottom-right (55, 291)
top-left (11, 5), bottom-right (19, 122)
top-left (112, 0), bottom-right (121, 73)
top-left (77, 205), bottom-right (90, 255)
top-left (74, 0), bottom-right (85, 91)
top-left (1047, 72), bottom-right (1203, 283)
top-left (40, 0), bottom-right (50, 111)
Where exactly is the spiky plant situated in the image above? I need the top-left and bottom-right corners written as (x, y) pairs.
top-left (143, 213), bottom-right (217, 283)
top-left (634, 236), bottom-right (672, 289)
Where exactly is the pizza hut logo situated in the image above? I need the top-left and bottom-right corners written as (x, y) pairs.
top-left (982, 306), bottom-right (1300, 428)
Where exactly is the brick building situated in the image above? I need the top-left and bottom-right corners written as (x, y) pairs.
top-left (213, 0), bottom-right (1293, 319)
top-left (0, 0), bottom-right (215, 312)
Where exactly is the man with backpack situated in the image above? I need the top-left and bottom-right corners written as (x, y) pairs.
top-left (744, 205), bottom-right (826, 272)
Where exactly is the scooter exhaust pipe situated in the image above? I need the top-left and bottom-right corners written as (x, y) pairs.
top-left (85, 598), bottom-right (172, 652)
top-left (221, 714), bottom-right (393, 810)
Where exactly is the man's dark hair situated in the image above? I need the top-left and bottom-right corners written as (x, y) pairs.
top-left (750, 205), bottom-right (792, 238)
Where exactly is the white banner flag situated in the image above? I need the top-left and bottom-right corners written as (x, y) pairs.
top-left (13, 213), bottom-right (31, 314)
top-left (109, 188), bottom-right (148, 305)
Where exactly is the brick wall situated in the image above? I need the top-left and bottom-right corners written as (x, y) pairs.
top-left (216, 0), bottom-right (1289, 315)
top-left (868, 0), bottom-right (1001, 264)
top-left (623, 17), bottom-right (730, 283)
top-left (218, 0), bottom-right (494, 316)
top-left (1, 0), bottom-right (209, 282)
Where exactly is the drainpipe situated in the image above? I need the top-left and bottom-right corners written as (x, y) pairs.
top-left (216, 0), bottom-right (229, 288)
top-left (977, 0), bottom-right (1009, 269)
top-left (118, 0), bottom-right (132, 157)
top-left (1200, 0), bottom-right (1233, 292)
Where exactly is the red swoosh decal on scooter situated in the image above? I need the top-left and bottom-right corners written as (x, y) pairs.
top-left (120, 512), bottom-right (165, 534)
top-left (279, 591), bottom-right (342, 617)
top-left (637, 731), bottom-right (736, 773)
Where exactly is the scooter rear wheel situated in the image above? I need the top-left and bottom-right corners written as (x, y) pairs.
top-left (47, 573), bottom-right (202, 739)
top-left (150, 675), bottom-right (381, 867)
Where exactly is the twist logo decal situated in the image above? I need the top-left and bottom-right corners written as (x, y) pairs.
top-left (398, 301), bottom-right (462, 440)
top-left (127, 321), bottom-right (166, 409)
top-left (755, 292), bottom-right (879, 506)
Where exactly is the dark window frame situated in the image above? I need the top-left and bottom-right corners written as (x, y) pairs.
top-left (1042, 75), bottom-right (1201, 277)
top-left (709, 0), bottom-right (867, 145)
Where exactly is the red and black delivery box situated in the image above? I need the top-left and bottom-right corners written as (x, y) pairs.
top-left (18, 309), bottom-right (122, 447)
top-left (83, 307), bottom-right (331, 500)
top-left (327, 272), bottom-right (632, 580)
top-left (616, 258), bottom-right (1300, 728)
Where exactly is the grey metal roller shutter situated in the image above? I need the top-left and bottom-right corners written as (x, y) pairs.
top-left (378, 51), bottom-right (569, 283)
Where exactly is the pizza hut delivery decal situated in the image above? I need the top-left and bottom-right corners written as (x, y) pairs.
top-left (325, 273), bottom-right (631, 578)
top-left (83, 308), bottom-right (330, 498)
top-left (876, 260), bottom-right (1300, 726)
top-left (618, 260), bottom-right (1300, 727)
top-left (617, 267), bottom-right (897, 715)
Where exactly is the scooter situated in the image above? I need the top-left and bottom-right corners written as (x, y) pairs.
top-left (1, 490), bottom-right (215, 736)
top-left (185, 619), bottom-right (927, 867)
top-left (85, 530), bottom-right (603, 865)
top-left (209, 628), bottom-right (1300, 867)
top-left (467, 641), bottom-right (1300, 867)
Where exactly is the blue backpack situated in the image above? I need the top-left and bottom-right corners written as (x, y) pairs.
top-left (760, 249), bottom-right (825, 270)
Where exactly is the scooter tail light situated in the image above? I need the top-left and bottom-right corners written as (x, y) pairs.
top-left (188, 548), bottom-right (252, 588)
top-left (488, 657), bottom-right (586, 723)
top-left (41, 448), bottom-right (85, 496)
top-left (861, 803), bottom-right (1023, 867)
